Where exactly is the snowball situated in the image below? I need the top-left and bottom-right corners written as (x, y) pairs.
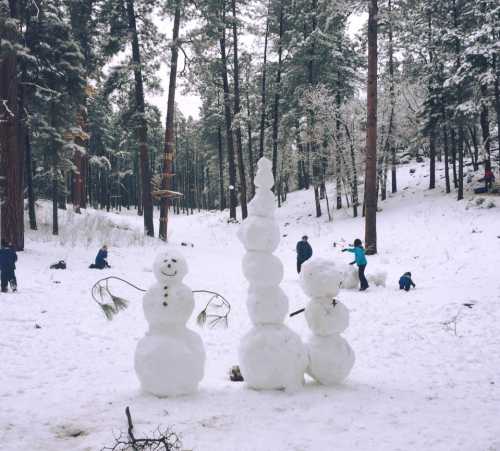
top-left (305, 300), bottom-right (349, 336)
top-left (242, 252), bottom-right (284, 286)
top-left (300, 258), bottom-right (342, 298)
top-left (254, 158), bottom-right (274, 189)
top-left (239, 324), bottom-right (308, 391)
top-left (246, 286), bottom-right (289, 325)
top-left (306, 334), bottom-right (355, 385)
top-left (135, 329), bottom-right (205, 397)
top-left (367, 270), bottom-right (387, 287)
top-left (237, 216), bottom-right (280, 252)
top-left (340, 265), bottom-right (359, 290)
top-left (143, 283), bottom-right (194, 331)
top-left (248, 189), bottom-right (275, 218)
top-left (153, 249), bottom-right (188, 284)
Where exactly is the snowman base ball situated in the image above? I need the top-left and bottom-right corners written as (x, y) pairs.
top-left (238, 324), bottom-right (308, 391)
top-left (306, 334), bottom-right (355, 385)
top-left (135, 329), bottom-right (205, 397)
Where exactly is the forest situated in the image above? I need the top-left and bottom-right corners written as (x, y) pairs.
top-left (1, 0), bottom-right (499, 252)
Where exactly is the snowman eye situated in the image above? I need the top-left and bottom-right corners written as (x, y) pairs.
top-left (163, 260), bottom-right (167, 263)
top-left (172, 259), bottom-right (177, 263)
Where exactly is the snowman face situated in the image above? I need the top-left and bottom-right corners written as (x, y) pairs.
top-left (153, 250), bottom-right (188, 284)
top-left (300, 258), bottom-right (342, 298)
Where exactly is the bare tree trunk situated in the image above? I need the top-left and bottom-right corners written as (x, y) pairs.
top-left (244, 63), bottom-right (255, 197)
top-left (429, 131), bottom-right (436, 189)
top-left (126, 0), bottom-right (154, 237)
top-left (25, 128), bottom-right (37, 230)
top-left (0, 0), bottom-right (24, 249)
top-left (442, 121), bottom-right (451, 194)
top-left (271, 2), bottom-right (283, 189)
top-left (494, 53), bottom-right (500, 176)
top-left (458, 126), bottom-right (464, 200)
top-left (231, 0), bottom-right (248, 219)
top-left (159, 1), bottom-right (181, 239)
top-left (364, 0), bottom-right (378, 255)
top-left (388, 0), bottom-right (397, 194)
top-left (217, 121), bottom-right (226, 210)
top-left (219, 2), bottom-right (237, 220)
top-left (258, 1), bottom-right (270, 160)
top-left (479, 84), bottom-right (491, 165)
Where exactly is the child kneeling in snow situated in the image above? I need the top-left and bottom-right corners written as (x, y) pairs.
top-left (399, 272), bottom-right (416, 291)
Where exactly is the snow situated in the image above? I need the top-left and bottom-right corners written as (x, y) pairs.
top-left (135, 249), bottom-right (205, 397)
top-left (1, 162), bottom-right (500, 450)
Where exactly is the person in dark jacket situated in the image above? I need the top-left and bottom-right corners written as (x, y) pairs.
top-left (484, 161), bottom-right (495, 191)
top-left (0, 240), bottom-right (18, 292)
top-left (399, 272), bottom-right (416, 291)
top-left (296, 235), bottom-right (313, 273)
top-left (342, 238), bottom-right (369, 291)
top-left (89, 245), bottom-right (110, 269)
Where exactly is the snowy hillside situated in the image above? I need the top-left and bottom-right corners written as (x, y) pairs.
top-left (1, 163), bottom-right (499, 451)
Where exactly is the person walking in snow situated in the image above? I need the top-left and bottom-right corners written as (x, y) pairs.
top-left (342, 239), bottom-right (369, 291)
top-left (399, 272), bottom-right (416, 291)
top-left (0, 240), bottom-right (18, 293)
top-left (484, 161), bottom-right (495, 191)
top-left (296, 235), bottom-right (313, 273)
top-left (89, 245), bottom-right (111, 269)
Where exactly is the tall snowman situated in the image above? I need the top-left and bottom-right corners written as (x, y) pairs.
top-left (134, 249), bottom-right (205, 397)
top-left (300, 258), bottom-right (355, 384)
top-left (237, 158), bottom-right (308, 391)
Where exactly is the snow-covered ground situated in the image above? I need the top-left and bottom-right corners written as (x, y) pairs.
top-left (1, 163), bottom-right (499, 451)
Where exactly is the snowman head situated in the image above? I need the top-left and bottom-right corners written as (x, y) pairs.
top-left (153, 249), bottom-right (188, 284)
top-left (300, 258), bottom-right (342, 298)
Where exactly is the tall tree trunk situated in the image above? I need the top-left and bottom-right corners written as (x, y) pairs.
top-left (126, 0), bottom-right (154, 237)
top-left (494, 53), bottom-right (500, 176)
top-left (231, 0), bottom-right (248, 219)
top-left (25, 129), bottom-right (37, 230)
top-left (217, 122), bottom-right (226, 211)
top-left (245, 63), bottom-right (255, 197)
top-left (479, 84), bottom-right (491, 165)
top-left (159, 1), bottom-right (181, 239)
top-left (335, 90), bottom-right (342, 209)
top-left (429, 131), bottom-right (436, 189)
top-left (219, 1), bottom-right (237, 220)
top-left (450, 128), bottom-right (458, 188)
top-left (271, 2), bottom-right (283, 189)
top-left (364, 0), bottom-right (378, 255)
top-left (388, 0), bottom-right (397, 194)
top-left (457, 126), bottom-right (464, 200)
top-left (443, 123), bottom-right (451, 194)
top-left (258, 1), bottom-right (270, 160)
top-left (0, 0), bottom-right (24, 250)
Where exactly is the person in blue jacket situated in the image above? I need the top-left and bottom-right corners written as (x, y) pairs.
top-left (89, 245), bottom-right (110, 269)
top-left (342, 238), bottom-right (369, 291)
top-left (296, 235), bottom-right (313, 273)
top-left (0, 239), bottom-right (18, 292)
top-left (399, 272), bottom-right (416, 291)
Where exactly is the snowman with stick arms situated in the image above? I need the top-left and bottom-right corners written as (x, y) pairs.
top-left (134, 248), bottom-right (205, 397)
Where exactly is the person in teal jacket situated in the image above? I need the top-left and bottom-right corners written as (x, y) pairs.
top-left (342, 238), bottom-right (369, 291)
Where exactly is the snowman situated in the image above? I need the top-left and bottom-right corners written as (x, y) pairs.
top-left (238, 158), bottom-right (308, 391)
top-left (300, 258), bottom-right (355, 385)
top-left (134, 249), bottom-right (205, 397)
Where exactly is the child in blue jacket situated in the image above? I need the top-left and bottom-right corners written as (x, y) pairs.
top-left (399, 272), bottom-right (416, 291)
top-left (342, 238), bottom-right (369, 291)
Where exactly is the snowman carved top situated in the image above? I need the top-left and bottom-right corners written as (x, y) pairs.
top-left (134, 248), bottom-right (205, 397)
top-left (300, 258), bottom-right (354, 385)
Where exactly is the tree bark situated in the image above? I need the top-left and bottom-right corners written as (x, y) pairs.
top-left (258, 1), bottom-right (270, 160)
top-left (0, 0), bottom-right (24, 250)
top-left (231, 0), bottom-right (248, 219)
top-left (158, 1), bottom-right (181, 239)
top-left (219, 1), bottom-right (237, 220)
top-left (126, 0), bottom-right (154, 237)
top-left (364, 0), bottom-right (378, 254)
top-left (271, 2), bottom-right (283, 190)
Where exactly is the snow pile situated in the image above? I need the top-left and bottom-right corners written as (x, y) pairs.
top-left (300, 259), bottom-right (355, 384)
top-left (341, 265), bottom-right (387, 289)
top-left (134, 249), bottom-right (205, 397)
top-left (238, 158), bottom-right (307, 390)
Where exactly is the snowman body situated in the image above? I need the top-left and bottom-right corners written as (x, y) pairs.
top-left (300, 259), bottom-right (355, 385)
top-left (238, 158), bottom-right (307, 391)
top-left (134, 250), bottom-right (205, 397)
